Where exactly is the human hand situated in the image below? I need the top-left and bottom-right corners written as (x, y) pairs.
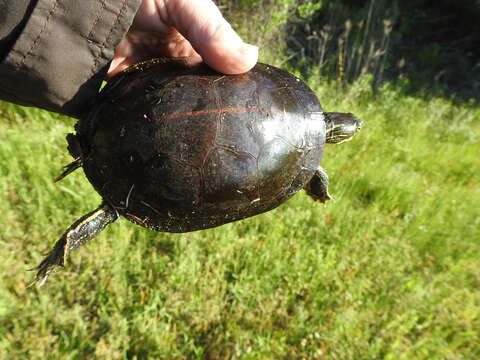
top-left (107, 0), bottom-right (259, 79)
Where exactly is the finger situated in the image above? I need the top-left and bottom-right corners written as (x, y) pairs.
top-left (161, 0), bottom-right (258, 74)
top-left (108, 29), bottom-right (203, 79)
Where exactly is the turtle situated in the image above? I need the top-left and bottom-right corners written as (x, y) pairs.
top-left (35, 58), bottom-right (361, 284)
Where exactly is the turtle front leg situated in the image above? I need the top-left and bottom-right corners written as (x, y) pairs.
top-left (35, 204), bottom-right (118, 285)
top-left (304, 167), bottom-right (332, 203)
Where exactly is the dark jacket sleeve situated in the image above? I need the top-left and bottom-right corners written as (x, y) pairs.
top-left (0, 0), bottom-right (142, 118)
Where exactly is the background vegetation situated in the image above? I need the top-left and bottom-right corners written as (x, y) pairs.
top-left (1, 0), bottom-right (479, 358)
top-left (222, 0), bottom-right (480, 97)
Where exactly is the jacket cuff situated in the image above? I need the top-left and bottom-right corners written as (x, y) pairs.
top-left (0, 0), bottom-right (142, 118)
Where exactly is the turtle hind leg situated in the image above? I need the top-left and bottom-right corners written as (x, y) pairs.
top-left (35, 204), bottom-right (118, 286)
top-left (304, 167), bottom-right (332, 203)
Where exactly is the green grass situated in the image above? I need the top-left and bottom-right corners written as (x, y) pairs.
top-left (0, 76), bottom-right (478, 359)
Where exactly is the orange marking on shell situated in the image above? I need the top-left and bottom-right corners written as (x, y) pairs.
top-left (156, 107), bottom-right (257, 121)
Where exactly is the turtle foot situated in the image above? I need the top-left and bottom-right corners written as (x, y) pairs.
top-left (305, 186), bottom-right (332, 203)
top-left (304, 167), bottom-right (333, 204)
top-left (34, 236), bottom-right (68, 286)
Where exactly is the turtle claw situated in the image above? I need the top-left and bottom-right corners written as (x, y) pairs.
top-left (54, 158), bottom-right (82, 182)
top-left (36, 271), bottom-right (52, 288)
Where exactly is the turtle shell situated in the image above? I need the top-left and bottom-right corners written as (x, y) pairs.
top-left (77, 60), bottom-right (326, 232)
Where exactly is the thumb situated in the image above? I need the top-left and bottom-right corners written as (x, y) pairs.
top-left (164, 0), bottom-right (258, 74)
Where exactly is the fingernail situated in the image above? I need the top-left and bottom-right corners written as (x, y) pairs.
top-left (241, 43), bottom-right (259, 56)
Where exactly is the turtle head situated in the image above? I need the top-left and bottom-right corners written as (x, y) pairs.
top-left (324, 112), bottom-right (362, 144)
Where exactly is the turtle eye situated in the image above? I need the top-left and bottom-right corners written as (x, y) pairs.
top-left (338, 121), bottom-right (361, 140)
